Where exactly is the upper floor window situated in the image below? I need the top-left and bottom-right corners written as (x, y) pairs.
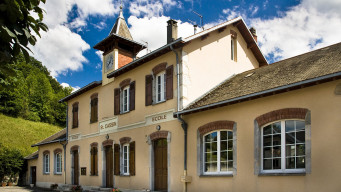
top-left (230, 30), bottom-right (237, 62)
top-left (43, 151), bottom-right (50, 174)
top-left (261, 120), bottom-right (305, 173)
top-left (145, 63), bottom-right (173, 106)
top-left (90, 94), bottom-right (98, 123)
top-left (114, 79), bottom-right (135, 115)
top-left (72, 102), bottom-right (79, 128)
top-left (54, 151), bottom-right (62, 174)
top-left (90, 143), bottom-right (98, 176)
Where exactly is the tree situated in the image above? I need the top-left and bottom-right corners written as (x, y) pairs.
top-left (0, 0), bottom-right (48, 63)
top-left (0, 143), bottom-right (23, 182)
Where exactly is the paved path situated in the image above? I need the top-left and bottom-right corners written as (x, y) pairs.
top-left (0, 186), bottom-right (53, 192)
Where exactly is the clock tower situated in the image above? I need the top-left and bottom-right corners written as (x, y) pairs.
top-left (94, 6), bottom-right (146, 85)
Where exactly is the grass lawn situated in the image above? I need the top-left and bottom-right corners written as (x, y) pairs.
top-left (0, 113), bottom-right (64, 156)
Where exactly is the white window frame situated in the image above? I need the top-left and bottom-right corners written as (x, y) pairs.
top-left (122, 144), bottom-right (129, 175)
top-left (155, 71), bottom-right (166, 103)
top-left (43, 153), bottom-right (50, 174)
top-left (55, 152), bottom-right (62, 174)
top-left (261, 119), bottom-right (306, 174)
top-left (121, 86), bottom-right (130, 113)
top-left (203, 130), bottom-right (233, 175)
top-left (231, 38), bottom-right (237, 61)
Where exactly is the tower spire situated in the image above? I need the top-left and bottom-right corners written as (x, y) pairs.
top-left (119, 0), bottom-right (124, 18)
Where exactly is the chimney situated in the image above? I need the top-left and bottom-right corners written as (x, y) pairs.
top-left (167, 19), bottom-right (178, 44)
top-left (250, 27), bottom-right (257, 42)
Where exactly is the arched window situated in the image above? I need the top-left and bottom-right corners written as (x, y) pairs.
top-left (90, 143), bottom-right (98, 176)
top-left (90, 93), bottom-right (98, 123)
top-left (203, 130), bottom-right (233, 174)
top-left (261, 120), bottom-right (305, 172)
top-left (55, 152), bottom-right (62, 174)
top-left (198, 120), bottom-right (236, 176)
top-left (43, 151), bottom-right (50, 174)
top-left (254, 108), bottom-right (311, 174)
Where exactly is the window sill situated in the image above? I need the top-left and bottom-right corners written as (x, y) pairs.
top-left (72, 126), bottom-right (78, 129)
top-left (90, 174), bottom-right (98, 176)
top-left (258, 172), bottom-right (306, 176)
top-left (90, 121), bottom-right (98, 124)
top-left (54, 173), bottom-right (62, 175)
top-left (119, 174), bottom-right (130, 177)
top-left (43, 173), bottom-right (50, 175)
top-left (200, 174), bottom-right (233, 177)
top-left (120, 111), bottom-right (130, 115)
top-left (153, 100), bottom-right (166, 105)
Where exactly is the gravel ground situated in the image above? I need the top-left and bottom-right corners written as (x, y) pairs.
top-left (0, 186), bottom-right (53, 192)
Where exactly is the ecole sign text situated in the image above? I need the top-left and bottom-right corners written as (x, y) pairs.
top-left (152, 115), bottom-right (167, 122)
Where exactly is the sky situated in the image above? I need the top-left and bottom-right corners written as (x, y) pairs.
top-left (29, 0), bottom-right (341, 91)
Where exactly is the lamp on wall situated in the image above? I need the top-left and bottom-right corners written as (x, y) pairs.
top-left (156, 125), bottom-right (161, 131)
top-left (106, 134), bottom-right (109, 140)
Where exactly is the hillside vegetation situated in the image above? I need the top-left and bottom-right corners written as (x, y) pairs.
top-left (0, 113), bottom-right (63, 156)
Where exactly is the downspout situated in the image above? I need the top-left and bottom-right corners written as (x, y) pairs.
top-left (60, 104), bottom-right (68, 184)
top-left (170, 44), bottom-right (189, 192)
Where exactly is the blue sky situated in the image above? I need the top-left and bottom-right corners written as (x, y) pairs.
top-left (29, 0), bottom-right (341, 90)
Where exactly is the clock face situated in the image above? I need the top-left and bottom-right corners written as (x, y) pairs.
top-left (106, 54), bottom-right (114, 71)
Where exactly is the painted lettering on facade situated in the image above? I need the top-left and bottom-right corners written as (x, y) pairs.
top-left (99, 117), bottom-right (118, 133)
top-left (152, 115), bottom-right (167, 122)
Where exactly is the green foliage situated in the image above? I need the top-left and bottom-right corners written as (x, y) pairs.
top-left (0, 113), bottom-right (62, 156)
top-left (0, 53), bottom-right (72, 127)
top-left (0, 0), bottom-right (48, 63)
top-left (0, 142), bottom-right (24, 182)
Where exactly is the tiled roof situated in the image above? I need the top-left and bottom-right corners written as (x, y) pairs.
top-left (59, 81), bottom-right (102, 103)
top-left (24, 151), bottom-right (38, 160)
top-left (31, 128), bottom-right (66, 147)
top-left (110, 15), bottom-right (133, 40)
top-left (176, 42), bottom-right (341, 116)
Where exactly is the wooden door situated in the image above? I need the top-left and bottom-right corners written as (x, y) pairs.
top-left (105, 146), bottom-right (113, 188)
top-left (154, 139), bottom-right (168, 191)
top-left (31, 166), bottom-right (36, 185)
top-left (73, 150), bottom-right (79, 185)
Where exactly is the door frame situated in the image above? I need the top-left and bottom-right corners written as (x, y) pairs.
top-left (70, 146), bottom-right (80, 185)
top-left (102, 139), bottom-right (114, 188)
top-left (30, 166), bottom-right (36, 185)
top-left (148, 131), bottom-right (171, 191)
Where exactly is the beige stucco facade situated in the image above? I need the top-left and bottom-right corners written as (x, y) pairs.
top-left (183, 80), bottom-right (341, 192)
top-left (26, 15), bottom-right (341, 192)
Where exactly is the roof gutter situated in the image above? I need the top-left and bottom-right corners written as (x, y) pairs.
top-left (31, 138), bottom-right (67, 147)
top-left (175, 71), bottom-right (341, 117)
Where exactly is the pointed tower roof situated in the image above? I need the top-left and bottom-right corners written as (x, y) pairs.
top-left (109, 6), bottom-right (133, 40)
top-left (93, 6), bottom-right (145, 54)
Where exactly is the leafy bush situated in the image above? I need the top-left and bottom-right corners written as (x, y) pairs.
top-left (0, 143), bottom-right (23, 182)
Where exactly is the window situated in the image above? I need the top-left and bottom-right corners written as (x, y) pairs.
top-left (90, 145), bottom-right (98, 175)
top-left (145, 64), bottom-right (173, 106)
top-left (203, 130), bottom-right (233, 174)
top-left (121, 86), bottom-right (130, 113)
top-left (123, 144), bottom-right (129, 175)
top-left (55, 152), bottom-right (62, 174)
top-left (261, 120), bottom-right (305, 173)
top-left (155, 72), bottom-right (166, 103)
top-left (114, 80), bottom-right (135, 115)
top-left (230, 30), bottom-right (237, 62)
top-left (72, 102), bottom-right (78, 128)
top-left (90, 94), bottom-right (98, 123)
top-left (114, 140), bottom-right (135, 176)
top-left (43, 152), bottom-right (50, 174)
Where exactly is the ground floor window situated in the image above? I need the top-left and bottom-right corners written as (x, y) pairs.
top-left (261, 120), bottom-right (306, 173)
top-left (55, 152), bottom-right (62, 174)
top-left (204, 130), bottom-right (233, 174)
top-left (43, 153), bottom-right (50, 174)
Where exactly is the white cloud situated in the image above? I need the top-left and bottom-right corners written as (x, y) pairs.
top-left (128, 0), bottom-right (178, 17)
top-left (60, 82), bottom-right (80, 92)
top-left (250, 0), bottom-right (341, 62)
top-left (30, 25), bottom-right (90, 77)
top-left (128, 16), bottom-right (194, 56)
top-left (96, 51), bottom-right (103, 62)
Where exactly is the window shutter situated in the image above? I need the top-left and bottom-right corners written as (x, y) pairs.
top-left (166, 65), bottom-right (173, 100)
top-left (73, 105), bottom-right (78, 128)
top-left (114, 88), bottom-right (120, 115)
top-left (145, 75), bottom-right (153, 106)
top-left (94, 98), bottom-right (98, 122)
top-left (114, 144), bottom-right (120, 175)
top-left (94, 148), bottom-right (98, 175)
top-left (129, 81), bottom-right (135, 111)
top-left (129, 141), bottom-right (135, 176)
